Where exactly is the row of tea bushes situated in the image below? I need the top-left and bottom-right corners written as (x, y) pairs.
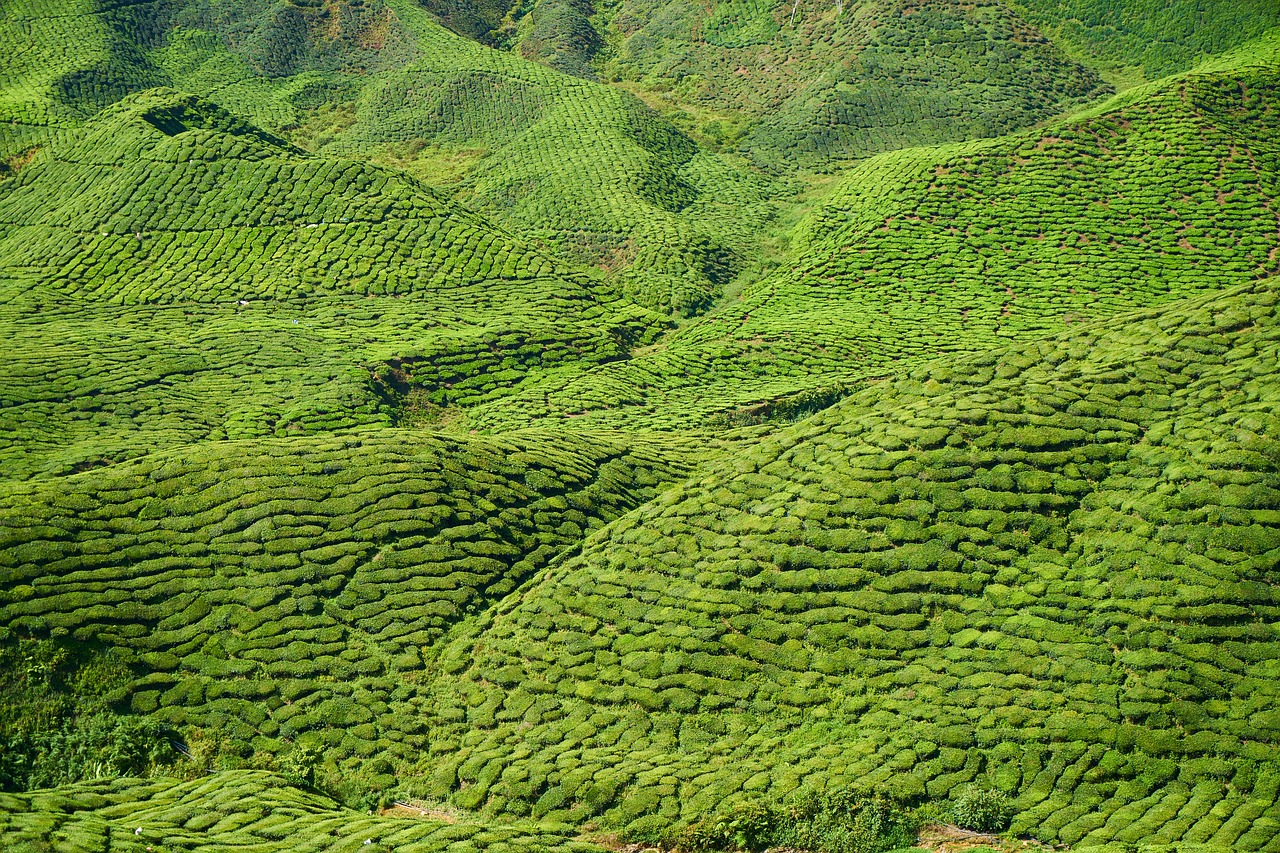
top-left (420, 279), bottom-right (1280, 846)
top-left (458, 43), bottom-right (1280, 432)
top-left (0, 771), bottom-right (604, 853)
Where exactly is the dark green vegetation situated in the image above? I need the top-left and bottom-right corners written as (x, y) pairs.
top-left (1013, 0), bottom-right (1280, 83)
top-left (1, 1), bottom-right (1279, 851)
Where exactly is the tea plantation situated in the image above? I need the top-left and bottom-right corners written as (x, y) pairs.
top-left (0, 0), bottom-right (780, 316)
top-left (0, 771), bottom-right (602, 853)
top-left (460, 36), bottom-right (1280, 433)
top-left (430, 278), bottom-right (1280, 849)
top-left (1, 1), bottom-right (1279, 851)
top-left (593, 0), bottom-right (1112, 170)
top-left (0, 87), bottom-right (677, 477)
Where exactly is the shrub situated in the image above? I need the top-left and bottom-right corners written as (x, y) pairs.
top-left (950, 784), bottom-right (1011, 833)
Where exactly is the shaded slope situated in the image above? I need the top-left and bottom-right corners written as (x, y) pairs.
top-left (0, 771), bottom-right (604, 853)
top-left (458, 40), bottom-right (1280, 432)
top-left (424, 277), bottom-right (1280, 847)
top-left (0, 89), bottom-right (664, 476)
top-left (594, 0), bottom-right (1109, 170)
top-left (0, 430), bottom-right (694, 795)
top-left (0, 0), bottom-right (168, 130)
top-left (1012, 0), bottom-right (1280, 83)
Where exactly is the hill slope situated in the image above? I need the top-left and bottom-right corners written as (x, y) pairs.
top-left (0, 0), bottom-right (779, 316)
top-left (1012, 0), bottom-right (1280, 83)
top-left (0, 771), bottom-right (603, 853)
top-left (457, 37), bottom-right (1280, 432)
top-left (425, 276), bottom-right (1280, 848)
top-left (7, 275), bottom-right (1274, 851)
top-left (591, 0), bottom-right (1111, 170)
top-left (0, 429), bottom-right (694, 800)
top-left (0, 88), bottom-right (669, 477)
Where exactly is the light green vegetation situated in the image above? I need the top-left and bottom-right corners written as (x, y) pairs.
top-left (461, 42), bottom-right (1280, 432)
top-left (0, 429), bottom-right (694, 801)
top-left (0, 88), bottom-right (671, 477)
top-left (0, 771), bottom-right (603, 853)
top-left (0, 0), bottom-right (779, 316)
top-left (1, 2), bottom-right (1279, 852)
top-left (429, 278), bottom-right (1280, 848)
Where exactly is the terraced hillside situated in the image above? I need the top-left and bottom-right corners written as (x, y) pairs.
top-left (1013, 0), bottom-right (1280, 83)
top-left (425, 277), bottom-right (1280, 848)
top-left (5, 276), bottom-right (1275, 851)
top-left (0, 88), bottom-right (672, 477)
top-left (0, 429), bottom-right (694, 800)
top-left (3, 3), bottom-right (1280, 852)
top-left (459, 37), bottom-right (1280, 432)
top-left (0, 772), bottom-right (602, 853)
top-left (0, 0), bottom-right (777, 316)
top-left (589, 0), bottom-right (1111, 170)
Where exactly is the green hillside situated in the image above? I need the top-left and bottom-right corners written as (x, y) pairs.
top-left (0, 88), bottom-right (672, 477)
top-left (591, 0), bottom-right (1112, 170)
top-left (0, 430), bottom-right (693, 798)
top-left (459, 38), bottom-right (1280, 432)
top-left (0, 771), bottom-right (602, 853)
top-left (2, 2), bottom-right (1280, 852)
top-left (3, 278), bottom-right (1277, 850)
top-left (1013, 0), bottom-right (1280, 84)
top-left (426, 277), bottom-right (1280, 848)
top-left (0, 0), bottom-right (779, 316)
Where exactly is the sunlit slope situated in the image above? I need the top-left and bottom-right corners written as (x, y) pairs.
top-left (0, 430), bottom-right (694, 796)
top-left (0, 88), bottom-right (576, 302)
top-left (423, 278), bottom-right (1280, 848)
top-left (0, 0), bottom-right (777, 316)
top-left (0, 771), bottom-right (604, 853)
top-left (0, 89), bottom-right (667, 476)
top-left (588, 0), bottom-right (1108, 170)
top-left (457, 40), bottom-right (1280, 432)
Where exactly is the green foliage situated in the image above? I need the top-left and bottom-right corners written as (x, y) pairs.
top-left (1012, 0), bottom-right (1280, 81)
top-left (2, 4), bottom-right (1280, 851)
top-left (0, 770), bottom-right (604, 852)
top-left (464, 42), bottom-right (1280, 432)
top-left (675, 792), bottom-right (919, 853)
top-left (596, 0), bottom-right (1109, 170)
top-left (424, 278), bottom-right (1280, 846)
top-left (949, 784), bottom-right (1011, 833)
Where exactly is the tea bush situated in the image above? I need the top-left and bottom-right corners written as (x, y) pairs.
top-left (950, 784), bottom-right (1011, 833)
